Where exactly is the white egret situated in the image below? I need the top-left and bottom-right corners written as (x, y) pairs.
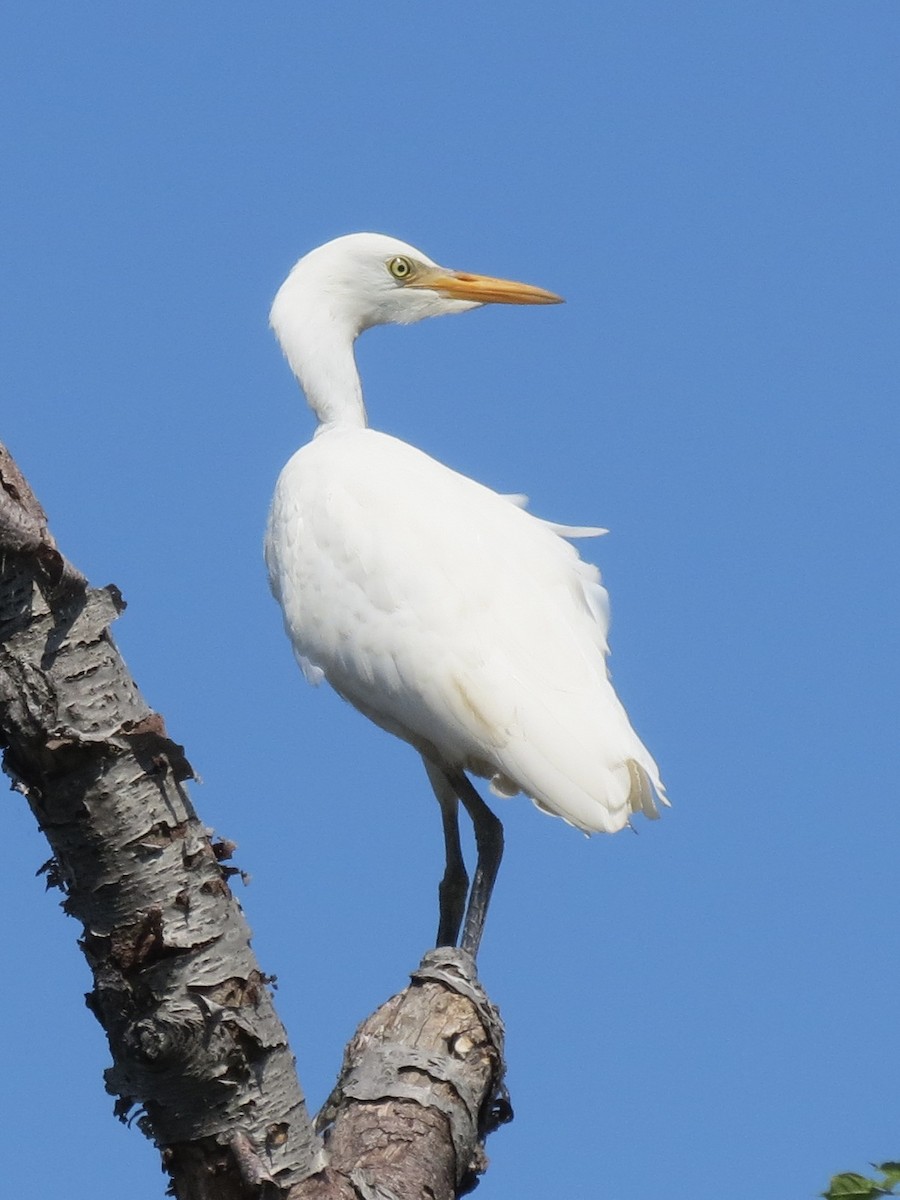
top-left (265, 233), bottom-right (668, 958)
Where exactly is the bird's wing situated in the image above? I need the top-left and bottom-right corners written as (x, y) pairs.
top-left (266, 428), bottom-right (666, 833)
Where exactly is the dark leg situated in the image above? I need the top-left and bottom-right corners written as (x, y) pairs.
top-left (446, 768), bottom-right (504, 960)
top-left (423, 758), bottom-right (469, 948)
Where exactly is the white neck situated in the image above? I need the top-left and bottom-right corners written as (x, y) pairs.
top-left (270, 281), bottom-right (368, 433)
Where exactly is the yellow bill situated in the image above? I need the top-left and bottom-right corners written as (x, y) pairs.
top-left (413, 268), bottom-right (563, 306)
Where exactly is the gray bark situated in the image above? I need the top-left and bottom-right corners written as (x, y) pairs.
top-left (0, 441), bottom-right (509, 1199)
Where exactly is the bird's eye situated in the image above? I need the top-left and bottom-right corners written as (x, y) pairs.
top-left (388, 256), bottom-right (414, 281)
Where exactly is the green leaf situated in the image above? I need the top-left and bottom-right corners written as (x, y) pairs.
top-left (822, 1173), bottom-right (888, 1200)
top-left (874, 1164), bottom-right (900, 1190)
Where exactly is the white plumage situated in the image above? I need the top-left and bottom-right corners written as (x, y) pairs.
top-left (265, 233), bottom-right (667, 957)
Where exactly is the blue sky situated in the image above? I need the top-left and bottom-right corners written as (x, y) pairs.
top-left (2, 5), bottom-right (898, 1197)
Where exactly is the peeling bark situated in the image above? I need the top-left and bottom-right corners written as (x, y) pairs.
top-left (304, 949), bottom-right (511, 1200)
top-left (1, 441), bottom-right (509, 1198)
top-left (0, 441), bottom-right (321, 1194)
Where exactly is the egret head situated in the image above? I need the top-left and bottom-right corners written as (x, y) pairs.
top-left (269, 233), bottom-right (562, 427)
top-left (271, 232), bottom-right (562, 340)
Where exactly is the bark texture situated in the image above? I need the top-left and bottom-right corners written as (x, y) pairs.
top-left (304, 949), bottom-right (511, 1200)
top-left (1, 441), bottom-right (509, 1199)
top-left (0, 442), bottom-right (322, 1194)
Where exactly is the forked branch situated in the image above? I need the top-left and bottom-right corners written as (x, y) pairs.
top-left (0, 441), bottom-right (508, 1200)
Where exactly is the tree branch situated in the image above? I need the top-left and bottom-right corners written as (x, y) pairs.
top-left (0, 441), bottom-right (509, 1199)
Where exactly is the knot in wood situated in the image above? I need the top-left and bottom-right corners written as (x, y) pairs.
top-left (125, 1014), bottom-right (201, 1071)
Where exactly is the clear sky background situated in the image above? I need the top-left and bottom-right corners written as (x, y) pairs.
top-left (2, 5), bottom-right (898, 1198)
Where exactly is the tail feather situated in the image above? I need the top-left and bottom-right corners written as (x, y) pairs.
top-left (488, 705), bottom-right (669, 836)
top-left (625, 758), bottom-right (667, 820)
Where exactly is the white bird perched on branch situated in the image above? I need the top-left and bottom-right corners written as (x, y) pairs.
top-left (265, 233), bottom-right (668, 958)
